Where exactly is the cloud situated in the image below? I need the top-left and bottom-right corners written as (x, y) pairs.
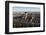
top-left (13, 7), bottom-right (40, 12)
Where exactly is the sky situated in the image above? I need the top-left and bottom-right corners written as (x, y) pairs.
top-left (13, 7), bottom-right (40, 13)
